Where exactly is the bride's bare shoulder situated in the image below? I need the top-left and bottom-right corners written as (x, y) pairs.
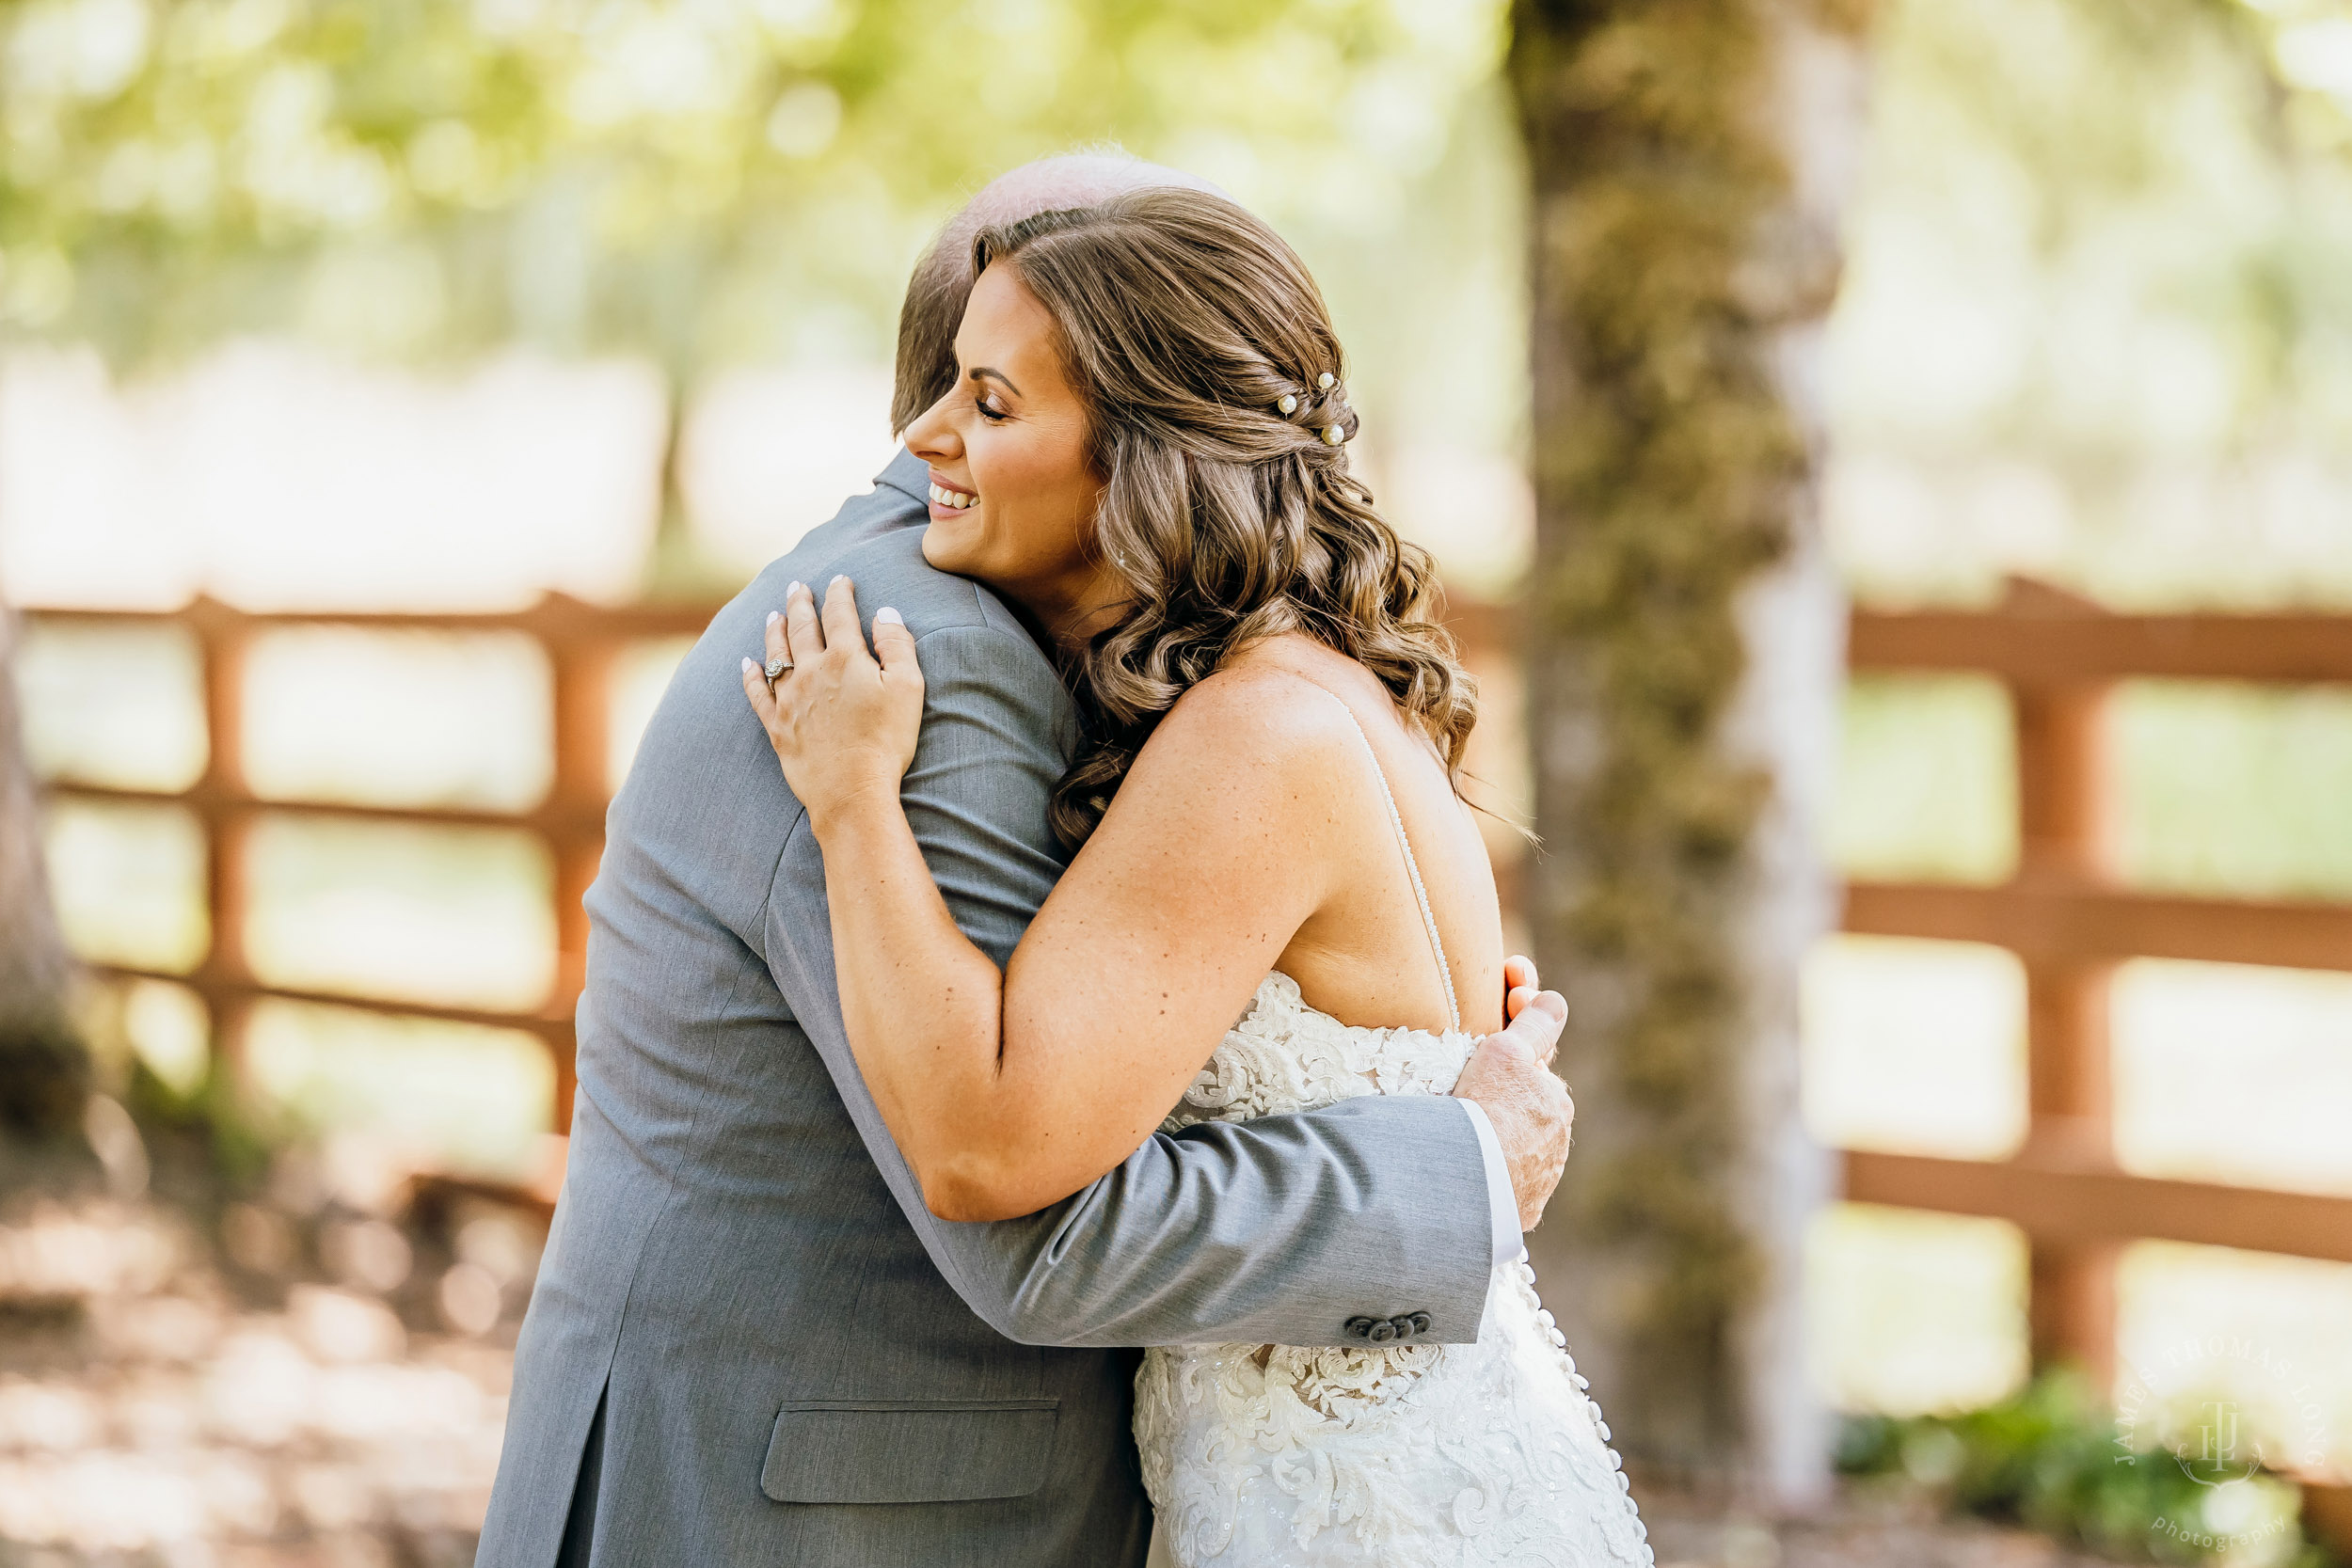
top-left (1133, 645), bottom-right (1367, 782)
top-left (1092, 645), bottom-right (1377, 883)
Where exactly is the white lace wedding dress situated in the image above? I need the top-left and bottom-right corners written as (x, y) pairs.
top-left (1132, 714), bottom-right (1654, 1568)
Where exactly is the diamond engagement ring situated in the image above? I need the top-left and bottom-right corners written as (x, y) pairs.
top-left (763, 655), bottom-right (790, 689)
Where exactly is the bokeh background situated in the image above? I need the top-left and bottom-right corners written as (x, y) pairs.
top-left (3, 0), bottom-right (2351, 1562)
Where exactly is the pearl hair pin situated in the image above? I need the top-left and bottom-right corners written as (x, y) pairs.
top-left (1317, 372), bottom-right (1335, 389)
top-left (1322, 424), bottom-right (1345, 446)
top-left (1278, 393), bottom-right (1298, 415)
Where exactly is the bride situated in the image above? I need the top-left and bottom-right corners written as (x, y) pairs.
top-left (738, 187), bottom-right (1651, 1567)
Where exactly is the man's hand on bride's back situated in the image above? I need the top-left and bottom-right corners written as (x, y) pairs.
top-left (1453, 955), bottom-right (1574, 1232)
top-left (740, 577), bottom-right (926, 835)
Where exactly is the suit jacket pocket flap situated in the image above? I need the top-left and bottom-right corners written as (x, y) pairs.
top-left (760, 1398), bottom-right (1059, 1505)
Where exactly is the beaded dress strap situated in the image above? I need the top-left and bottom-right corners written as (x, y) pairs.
top-left (1323, 695), bottom-right (1462, 1035)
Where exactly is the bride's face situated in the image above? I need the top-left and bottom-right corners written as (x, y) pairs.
top-left (903, 262), bottom-right (1116, 644)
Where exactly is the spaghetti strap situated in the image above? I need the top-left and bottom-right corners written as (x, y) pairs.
top-left (1320, 693), bottom-right (1463, 1035)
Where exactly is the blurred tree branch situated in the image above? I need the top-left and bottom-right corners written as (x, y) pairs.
top-left (0, 0), bottom-right (1500, 374)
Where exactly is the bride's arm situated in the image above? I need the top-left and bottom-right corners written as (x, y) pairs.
top-left (744, 578), bottom-right (1355, 1221)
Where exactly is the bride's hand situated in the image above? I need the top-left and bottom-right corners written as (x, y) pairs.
top-left (1455, 956), bottom-right (1574, 1231)
top-left (739, 577), bottom-right (925, 834)
top-left (1502, 954), bottom-right (1543, 1023)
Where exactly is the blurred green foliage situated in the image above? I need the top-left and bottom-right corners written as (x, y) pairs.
top-left (0, 0), bottom-right (1506, 378)
top-left (1850, 0), bottom-right (2352, 446)
top-left (1831, 0), bottom-right (2352, 608)
top-left (1837, 1370), bottom-right (2341, 1567)
top-left (2111, 681), bottom-right (2352, 901)
top-left (122, 1040), bottom-right (278, 1182)
top-left (1830, 674), bottom-right (2019, 886)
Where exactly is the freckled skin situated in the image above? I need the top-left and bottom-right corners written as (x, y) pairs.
top-left (740, 266), bottom-right (1572, 1226)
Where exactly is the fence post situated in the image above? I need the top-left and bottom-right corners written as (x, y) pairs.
top-left (2012, 670), bottom-right (2122, 1386)
top-left (192, 597), bottom-right (254, 1091)
top-left (542, 595), bottom-right (612, 1138)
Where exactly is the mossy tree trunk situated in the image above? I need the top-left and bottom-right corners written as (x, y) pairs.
top-left (1509, 0), bottom-right (1871, 1506)
top-left (0, 604), bottom-right (87, 1137)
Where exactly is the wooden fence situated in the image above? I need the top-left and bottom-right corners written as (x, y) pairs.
top-left (1840, 580), bottom-right (2352, 1367)
top-left (1840, 578), bottom-right (2352, 1543)
top-left (22, 580), bottom-right (2352, 1526)
top-left (24, 593), bottom-right (720, 1191)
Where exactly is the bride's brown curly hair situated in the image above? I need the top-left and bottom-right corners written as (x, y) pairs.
top-left (971, 187), bottom-right (1477, 847)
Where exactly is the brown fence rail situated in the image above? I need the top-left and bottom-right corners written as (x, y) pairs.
top-left (1843, 579), bottom-right (2352, 1381)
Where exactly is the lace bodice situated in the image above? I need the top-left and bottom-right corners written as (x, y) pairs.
top-left (1167, 970), bottom-right (1474, 1128)
top-left (1133, 974), bottom-right (1653, 1567)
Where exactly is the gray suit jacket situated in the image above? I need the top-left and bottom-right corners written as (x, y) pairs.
top-left (476, 451), bottom-right (1501, 1567)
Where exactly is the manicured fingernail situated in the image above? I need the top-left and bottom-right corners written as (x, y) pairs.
top-left (787, 580), bottom-right (803, 598)
top-left (830, 574), bottom-right (847, 588)
top-left (767, 610), bottom-right (780, 626)
top-left (874, 607), bottom-right (903, 626)
top-left (741, 657), bottom-right (757, 673)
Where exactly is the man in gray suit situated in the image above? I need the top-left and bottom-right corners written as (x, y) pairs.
top-left (477, 154), bottom-right (1573, 1568)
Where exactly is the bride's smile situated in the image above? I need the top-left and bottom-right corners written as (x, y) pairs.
top-left (904, 260), bottom-right (1123, 651)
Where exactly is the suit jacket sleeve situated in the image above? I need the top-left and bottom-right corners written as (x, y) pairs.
top-left (760, 619), bottom-right (1499, 1348)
